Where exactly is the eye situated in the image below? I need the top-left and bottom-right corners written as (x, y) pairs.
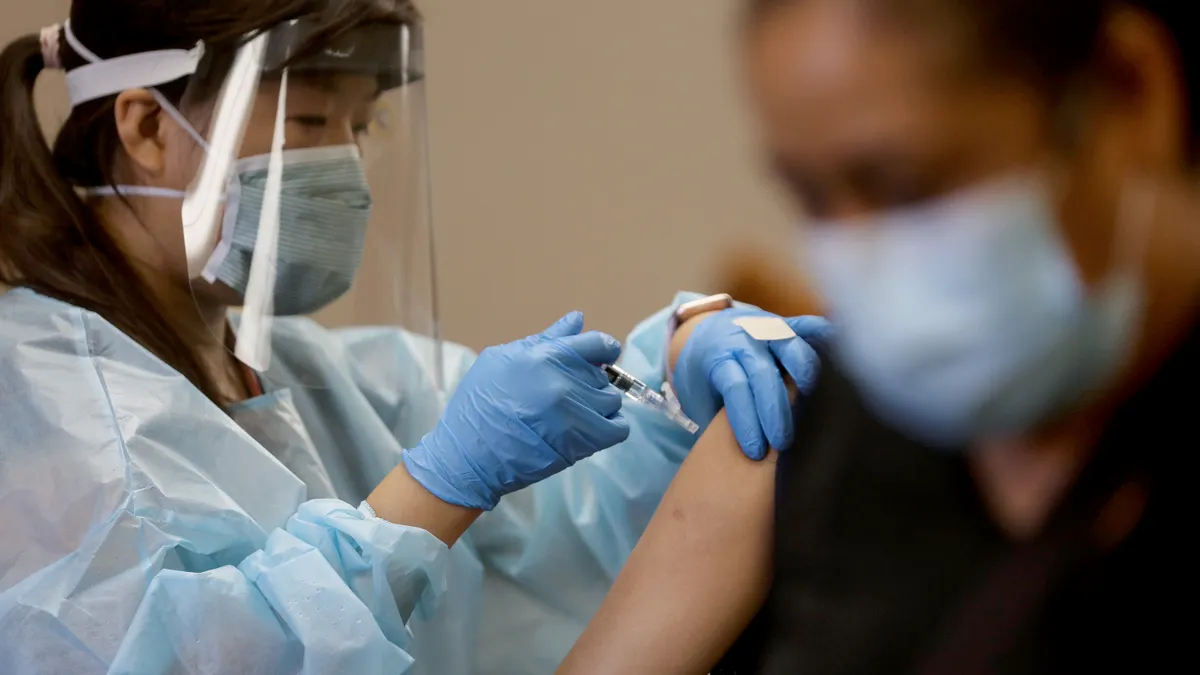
top-left (771, 156), bottom-right (831, 219)
top-left (287, 115), bottom-right (329, 128)
top-left (848, 163), bottom-right (942, 210)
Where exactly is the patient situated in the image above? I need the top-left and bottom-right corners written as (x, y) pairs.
top-left (562, 0), bottom-right (1198, 672)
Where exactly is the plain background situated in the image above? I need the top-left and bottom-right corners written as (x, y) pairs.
top-left (5, 0), bottom-right (795, 351)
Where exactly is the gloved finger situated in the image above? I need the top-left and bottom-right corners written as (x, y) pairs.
top-left (539, 311), bottom-right (585, 340)
top-left (710, 359), bottom-right (769, 461)
top-left (735, 349), bottom-right (794, 451)
top-left (570, 382), bottom-right (625, 418)
top-left (557, 330), bottom-right (623, 367)
top-left (594, 409), bottom-right (632, 448)
top-left (785, 315), bottom-right (835, 348)
top-left (543, 348), bottom-right (612, 390)
top-left (560, 400), bottom-right (632, 459)
top-left (769, 335), bottom-right (822, 395)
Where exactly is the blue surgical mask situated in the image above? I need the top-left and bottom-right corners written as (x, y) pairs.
top-left (86, 144), bottom-right (374, 317)
top-left (800, 173), bottom-right (1146, 447)
top-left (212, 145), bottom-right (373, 316)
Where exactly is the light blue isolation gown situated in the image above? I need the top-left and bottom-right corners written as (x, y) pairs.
top-left (0, 287), bottom-right (703, 675)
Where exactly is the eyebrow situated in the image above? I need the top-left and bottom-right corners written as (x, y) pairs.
top-left (296, 76), bottom-right (385, 104)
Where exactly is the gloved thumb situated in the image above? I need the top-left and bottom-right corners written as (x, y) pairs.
top-left (785, 315), bottom-right (834, 347)
top-left (540, 311), bottom-right (585, 340)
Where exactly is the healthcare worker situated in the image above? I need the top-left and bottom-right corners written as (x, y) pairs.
top-left (0, 1), bottom-right (828, 674)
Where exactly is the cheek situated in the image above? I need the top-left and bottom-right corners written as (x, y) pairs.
top-left (108, 196), bottom-right (190, 282)
top-left (162, 129), bottom-right (207, 191)
top-left (1054, 129), bottom-right (1129, 286)
top-left (237, 114), bottom-right (280, 158)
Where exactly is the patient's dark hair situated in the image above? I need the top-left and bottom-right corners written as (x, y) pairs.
top-left (0, 0), bottom-right (415, 403)
top-left (745, 0), bottom-right (1199, 161)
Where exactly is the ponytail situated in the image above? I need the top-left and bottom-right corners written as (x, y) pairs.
top-left (0, 33), bottom-right (226, 403)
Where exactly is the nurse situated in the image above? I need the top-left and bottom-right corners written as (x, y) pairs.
top-left (0, 0), bottom-right (828, 673)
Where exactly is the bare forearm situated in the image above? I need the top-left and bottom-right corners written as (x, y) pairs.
top-left (367, 461), bottom-right (483, 546)
top-left (557, 411), bottom-right (776, 675)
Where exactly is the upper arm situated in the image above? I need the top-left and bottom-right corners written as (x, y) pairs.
top-left (557, 411), bottom-right (777, 675)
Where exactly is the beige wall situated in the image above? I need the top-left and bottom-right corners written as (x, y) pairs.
top-left (5, 1), bottom-right (793, 351)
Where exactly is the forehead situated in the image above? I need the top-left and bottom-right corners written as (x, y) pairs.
top-left (747, 4), bottom-right (946, 148)
top-left (744, 1), bottom-right (1045, 165)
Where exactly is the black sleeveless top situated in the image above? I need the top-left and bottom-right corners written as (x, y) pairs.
top-left (714, 319), bottom-right (1196, 675)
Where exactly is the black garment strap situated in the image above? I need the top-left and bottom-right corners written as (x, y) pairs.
top-left (916, 482), bottom-right (1112, 675)
top-left (918, 306), bottom-right (1200, 673)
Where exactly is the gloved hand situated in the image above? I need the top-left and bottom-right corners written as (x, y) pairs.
top-left (674, 308), bottom-right (832, 460)
top-left (404, 312), bottom-right (631, 510)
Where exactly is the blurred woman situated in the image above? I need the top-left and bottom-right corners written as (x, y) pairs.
top-left (560, 1), bottom-right (1199, 673)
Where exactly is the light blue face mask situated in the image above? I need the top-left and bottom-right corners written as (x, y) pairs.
top-left (212, 145), bottom-right (373, 316)
top-left (90, 144), bottom-right (373, 317)
top-left (800, 173), bottom-right (1147, 447)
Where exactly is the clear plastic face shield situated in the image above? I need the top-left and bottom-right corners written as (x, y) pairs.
top-left (67, 14), bottom-right (441, 393)
top-left (194, 18), bottom-right (440, 391)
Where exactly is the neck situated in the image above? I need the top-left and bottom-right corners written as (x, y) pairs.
top-left (973, 183), bottom-right (1200, 539)
top-left (94, 197), bottom-right (248, 401)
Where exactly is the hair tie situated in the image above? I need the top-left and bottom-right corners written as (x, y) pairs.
top-left (40, 23), bottom-right (63, 70)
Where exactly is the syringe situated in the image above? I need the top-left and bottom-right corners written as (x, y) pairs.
top-left (601, 364), bottom-right (700, 434)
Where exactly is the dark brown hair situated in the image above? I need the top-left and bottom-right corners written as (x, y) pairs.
top-left (0, 0), bottom-right (415, 403)
top-left (745, 0), bottom-right (1200, 160)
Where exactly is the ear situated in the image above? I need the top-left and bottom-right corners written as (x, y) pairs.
top-left (1097, 7), bottom-right (1187, 170)
top-left (114, 88), bottom-right (168, 175)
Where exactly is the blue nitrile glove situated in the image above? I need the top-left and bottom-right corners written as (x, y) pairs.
top-left (674, 308), bottom-right (833, 460)
top-left (403, 312), bottom-right (631, 510)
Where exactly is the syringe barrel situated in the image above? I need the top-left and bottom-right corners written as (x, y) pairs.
top-left (601, 364), bottom-right (654, 401)
top-left (601, 364), bottom-right (638, 392)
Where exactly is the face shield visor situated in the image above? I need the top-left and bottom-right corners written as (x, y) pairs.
top-left (65, 13), bottom-right (441, 393)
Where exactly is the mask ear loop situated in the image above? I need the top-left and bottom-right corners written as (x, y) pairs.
top-left (150, 90), bottom-right (211, 151)
top-left (234, 67), bottom-right (288, 372)
top-left (83, 185), bottom-right (189, 199)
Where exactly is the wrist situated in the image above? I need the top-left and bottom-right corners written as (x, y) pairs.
top-left (400, 432), bottom-right (498, 511)
top-left (368, 457), bottom-right (483, 546)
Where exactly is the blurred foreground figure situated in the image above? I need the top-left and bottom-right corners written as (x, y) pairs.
top-left (716, 244), bottom-right (825, 317)
top-left (559, 1), bottom-right (1198, 673)
top-left (732, 0), bottom-right (1199, 672)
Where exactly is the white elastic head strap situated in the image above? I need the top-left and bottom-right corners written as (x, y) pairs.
top-left (62, 20), bottom-right (209, 149)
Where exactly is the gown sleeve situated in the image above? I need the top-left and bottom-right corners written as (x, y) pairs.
top-left (0, 291), bottom-right (451, 675)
